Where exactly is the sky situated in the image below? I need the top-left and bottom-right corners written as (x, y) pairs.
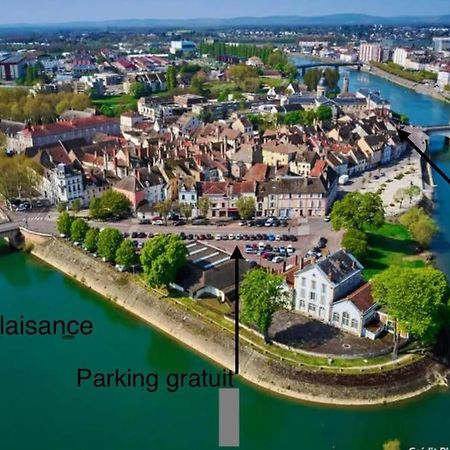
top-left (2, 0), bottom-right (450, 24)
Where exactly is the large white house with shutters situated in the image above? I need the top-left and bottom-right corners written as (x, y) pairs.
top-left (293, 250), bottom-right (381, 339)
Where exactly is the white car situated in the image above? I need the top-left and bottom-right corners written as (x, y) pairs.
top-left (287, 245), bottom-right (295, 254)
top-left (228, 234), bottom-right (235, 240)
top-left (115, 264), bottom-right (126, 272)
top-left (239, 221), bottom-right (246, 226)
top-left (272, 256), bottom-right (283, 263)
top-left (152, 219), bottom-right (164, 225)
top-left (275, 234), bottom-right (281, 241)
top-left (323, 216), bottom-right (331, 222)
top-left (215, 234), bottom-right (221, 240)
top-left (258, 242), bottom-right (265, 249)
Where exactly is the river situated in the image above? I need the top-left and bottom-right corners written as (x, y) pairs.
top-left (1, 62), bottom-right (450, 450)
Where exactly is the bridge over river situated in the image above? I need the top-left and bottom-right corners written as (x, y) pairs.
top-left (0, 222), bottom-right (23, 248)
top-left (294, 60), bottom-right (363, 76)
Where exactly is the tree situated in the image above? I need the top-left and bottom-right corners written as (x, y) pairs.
top-left (241, 268), bottom-right (288, 342)
top-left (140, 234), bottom-right (188, 287)
top-left (97, 228), bottom-right (124, 262)
top-left (70, 218), bottom-right (89, 243)
top-left (331, 192), bottom-right (385, 231)
top-left (179, 203), bottom-right (193, 221)
top-left (155, 199), bottom-right (173, 224)
top-left (399, 207), bottom-right (438, 249)
top-left (383, 440), bottom-right (401, 450)
top-left (316, 105), bottom-right (333, 121)
top-left (341, 228), bottom-right (368, 261)
top-left (57, 202), bottom-right (68, 213)
top-left (197, 197), bottom-right (210, 219)
top-left (89, 191), bottom-right (131, 220)
top-left (0, 154), bottom-right (40, 203)
top-left (57, 212), bottom-right (73, 237)
top-left (372, 266), bottom-right (448, 355)
top-left (71, 199), bottom-right (82, 213)
top-left (84, 228), bottom-right (99, 253)
top-left (129, 82), bottom-right (148, 99)
top-left (393, 188), bottom-right (407, 208)
top-left (166, 65), bottom-right (177, 91)
top-left (115, 239), bottom-right (137, 269)
top-left (236, 196), bottom-right (256, 220)
top-left (405, 184), bottom-right (421, 203)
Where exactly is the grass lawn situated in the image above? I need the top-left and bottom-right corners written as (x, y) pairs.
top-left (259, 77), bottom-right (288, 88)
top-left (363, 222), bottom-right (425, 280)
top-left (92, 94), bottom-right (138, 116)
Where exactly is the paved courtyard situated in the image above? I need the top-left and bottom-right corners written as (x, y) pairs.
top-left (269, 310), bottom-right (396, 357)
top-left (341, 152), bottom-right (423, 217)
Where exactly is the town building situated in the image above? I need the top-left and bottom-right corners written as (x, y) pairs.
top-left (293, 250), bottom-right (381, 338)
top-left (359, 44), bottom-right (382, 63)
top-left (170, 40), bottom-right (197, 55)
top-left (0, 54), bottom-right (26, 81)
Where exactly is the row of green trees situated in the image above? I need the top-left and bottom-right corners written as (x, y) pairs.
top-left (372, 61), bottom-right (438, 83)
top-left (0, 89), bottom-right (92, 124)
top-left (57, 212), bottom-right (188, 287)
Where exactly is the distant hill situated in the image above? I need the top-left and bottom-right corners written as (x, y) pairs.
top-left (1, 14), bottom-right (450, 30)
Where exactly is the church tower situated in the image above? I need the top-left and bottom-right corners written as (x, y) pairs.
top-left (316, 70), bottom-right (328, 98)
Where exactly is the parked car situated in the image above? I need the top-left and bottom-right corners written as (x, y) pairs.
top-left (242, 234), bottom-right (250, 240)
top-left (192, 217), bottom-right (205, 225)
top-left (275, 234), bottom-right (281, 241)
top-left (268, 234), bottom-right (275, 241)
top-left (239, 221), bottom-right (246, 226)
top-left (131, 232), bottom-right (138, 239)
top-left (228, 234), bottom-right (235, 240)
top-left (36, 200), bottom-right (43, 208)
top-left (179, 233), bottom-right (186, 240)
top-left (272, 256), bottom-right (284, 263)
top-left (323, 215), bottom-right (331, 222)
top-left (138, 232), bottom-right (147, 239)
top-left (205, 233), bottom-right (213, 240)
top-left (287, 245), bottom-right (295, 254)
top-left (151, 217), bottom-right (164, 225)
top-left (187, 234), bottom-right (194, 240)
top-left (174, 219), bottom-right (186, 226)
top-left (247, 220), bottom-right (255, 227)
top-left (215, 234), bottom-right (222, 240)
top-left (139, 219), bottom-right (150, 225)
top-left (282, 234), bottom-right (290, 241)
top-left (289, 235), bottom-right (298, 242)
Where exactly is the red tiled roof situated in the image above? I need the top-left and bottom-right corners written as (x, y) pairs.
top-left (348, 283), bottom-right (374, 313)
top-left (243, 163), bottom-right (268, 182)
top-left (22, 116), bottom-right (119, 138)
top-left (202, 181), bottom-right (229, 196)
top-left (310, 159), bottom-right (327, 177)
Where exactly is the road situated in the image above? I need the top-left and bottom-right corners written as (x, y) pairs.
top-left (3, 205), bottom-right (343, 272)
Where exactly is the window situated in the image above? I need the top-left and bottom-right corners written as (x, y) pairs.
top-left (319, 307), bottom-right (325, 318)
top-left (332, 312), bottom-right (340, 322)
top-left (311, 280), bottom-right (316, 290)
top-left (181, 194), bottom-right (185, 200)
top-left (342, 312), bottom-right (350, 326)
top-left (320, 295), bottom-right (326, 305)
top-left (321, 284), bottom-right (326, 294)
top-left (299, 299), bottom-right (305, 309)
top-left (301, 277), bottom-right (306, 287)
top-left (300, 289), bottom-right (306, 299)
top-left (351, 319), bottom-right (359, 329)
top-left (310, 291), bottom-right (316, 301)
top-left (308, 303), bottom-right (316, 313)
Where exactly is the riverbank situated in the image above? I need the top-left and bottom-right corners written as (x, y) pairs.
top-left (27, 235), bottom-right (448, 406)
top-left (289, 53), bottom-right (450, 104)
top-left (362, 65), bottom-right (450, 105)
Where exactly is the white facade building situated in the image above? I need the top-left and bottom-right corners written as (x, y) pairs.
top-left (393, 48), bottom-right (409, 67)
top-left (48, 164), bottom-right (84, 206)
top-left (359, 44), bottom-right (382, 63)
top-left (437, 71), bottom-right (450, 89)
top-left (293, 250), bottom-right (380, 338)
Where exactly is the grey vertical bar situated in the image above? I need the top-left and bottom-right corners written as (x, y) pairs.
top-left (219, 388), bottom-right (239, 447)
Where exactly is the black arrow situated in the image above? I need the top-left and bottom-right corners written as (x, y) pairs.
top-left (398, 126), bottom-right (450, 187)
top-left (230, 246), bottom-right (244, 375)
